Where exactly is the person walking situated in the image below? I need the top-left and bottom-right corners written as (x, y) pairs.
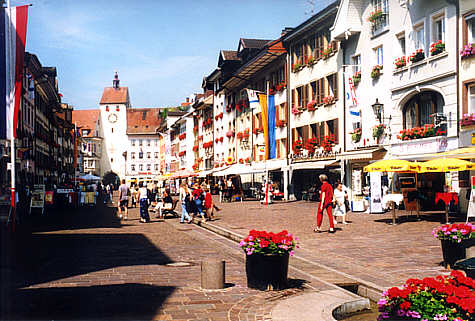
top-left (137, 182), bottom-right (150, 223)
top-left (179, 181), bottom-right (192, 224)
top-left (192, 184), bottom-right (206, 222)
top-left (218, 179), bottom-right (224, 203)
top-left (105, 184), bottom-right (110, 203)
top-left (117, 179), bottom-right (129, 220)
top-left (333, 182), bottom-right (348, 224)
top-left (314, 174), bottom-right (335, 233)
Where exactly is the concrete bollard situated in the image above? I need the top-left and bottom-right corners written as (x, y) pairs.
top-left (201, 259), bottom-right (225, 289)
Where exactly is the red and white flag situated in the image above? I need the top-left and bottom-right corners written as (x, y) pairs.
top-left (0, 5), bottom-right (28, 139)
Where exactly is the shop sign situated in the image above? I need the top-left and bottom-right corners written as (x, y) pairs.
top-left (290, 151), bottom-right (340, 162)
top-left (30, 184), bottom-right (45, 213)
top-left (352, 170), bottom-right (362, 195)
top-left (370, 172), bottom-right (383, 213)
top-left (56, 188), bottom-right (74, 194)
top-left (391, 137), bottom-right (449, 156)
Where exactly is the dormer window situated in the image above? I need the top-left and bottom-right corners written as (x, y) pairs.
top-left (105, 106), bottom-right (109, 112)
top-left (116, 105), bottom-right (120, 112)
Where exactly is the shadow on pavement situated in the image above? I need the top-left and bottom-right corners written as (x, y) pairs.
top-left (1, 283), bottom-right (175, 320)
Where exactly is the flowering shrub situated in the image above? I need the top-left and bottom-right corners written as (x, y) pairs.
top-left (461, 113), bottom-right (475, 127)
top-left (305, 137), bottom-right (318, 153)
top-left (396, 124), bottom-right (447, 140)
top-left (371, 65), bottom-right (383, 79)
top-left (323, 95), bottom-right (335, 105)
top-left (394, 56), bottom-right (407, 69)
top-left (307, 100), bottom-right (317, 111)
top-left (432, 223), bottom-right (474, 243)
top-left (240, 230), bottom-right (298, 256)
top-left (292, 140), bottom-right (303, 154)
top-left (367, 9), bottom-right (383, 23)
top-left (430, 40), bottom-right (445, 56)
top-left (460, 43), bottom-right (474, 59)
top-left (377, 270), bottom-right (474, 321)
top-left (372, 124), bottom-right (386, 138)
top-left (321, 45), bottom-right (334, 59)
top-left (350, 128), bottom-right (362, 143)
top-left (409, 49), bottom-right (425, 63)
top-left (219, 136), bottom-right (223, 142)
top-left (320, 134), bottom-right (336, 152)
top-left (353, 71), bottom-right (361, 86)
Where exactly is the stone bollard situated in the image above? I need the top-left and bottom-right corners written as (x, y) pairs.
top-left (201, 259), bottom-right (225, 289)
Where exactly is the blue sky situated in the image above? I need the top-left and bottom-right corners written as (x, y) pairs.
top-left (12, 0), bottom-right (335, 109)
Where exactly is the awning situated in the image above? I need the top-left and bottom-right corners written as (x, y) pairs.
top-left (213, 164), bottom-right (254, 176)
top-left (169, 170), bottom-right (197, 179)
top-left (291, 159), bottom-right (339, 170)
top-left (338, 147), bottom-right (386, 161)
top-left (429, 147), bottom-right (475, 159)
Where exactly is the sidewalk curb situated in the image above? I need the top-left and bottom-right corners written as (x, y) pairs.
top-left (191, 219), bottom-right (374, 320)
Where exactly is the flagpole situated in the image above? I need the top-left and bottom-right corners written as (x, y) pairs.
top-left (265, 81), bottom-right (269, 206)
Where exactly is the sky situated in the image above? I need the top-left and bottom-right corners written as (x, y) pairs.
top-left (12, 0), bottom-right (336, 110)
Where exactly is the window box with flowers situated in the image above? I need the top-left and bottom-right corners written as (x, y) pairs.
top-left (239, 158), bottom-right (244, 164)
top-left (370, 65), bottom-right (383, 79)
top-left (350, 128), bottom-right (362, 143)
top-left (276, 120), bottom-right (287, 128)
top-left (320, 135), bottom-right (336, 152)
top-left (460, 43), bottom-right (474, 59)
top-left (236, 100), bottom-right (248, 113)
top-left (306, 100), bottom-right (317, 111)
top-left (226, 130), bottom-right (235, 138)
top-left (193, 125), bottom-right (198, 133)
top-left (178, 151), bottom-right (186, 157)
top-left (192, 163), bottom-right (199, 171)
top-left (372, 124), bottom-right (386, 138)
top-left (275, 82), bottom-right (286, 92)
top-left (219, 136), bottom-right (224, 142)
top-left (352, 71), bottom-right (361, 86)
top-left (306, 55), bottom-right (316, 66)
top-left (305, 137), bottom-right (318, 153)
top-left (409, 49), bottom-right (425, 64)
top-left (461, 113), bottom-right (475, 127)
top-left (198, 135), bottom-right (203, 141)
top-left (225, 104), bottom-right (234, 113)
top-left (322, 95), bottom-right (335, 106)
top-left (237, 131), bottom-right (243, 140)
top-left (292, 61), bottom-right (304, 73)
top-left (396, 124), bottom-right (446, 141)
top-left (245, 157), bottom-right (251, 164)
top-left (394, 56), bottom-right (406, 69)
top-left (321, 45), bottom-right (334, 60)
top-left (367, 9), bottom-right (383, 24)
top-left (292, 140), bottom-right (303, 154)
top-left (253, 127), bottom-right (263, 135)
top-left (291, 106), bottom-right (303, 115)
top-left (192, 145), bottom-right (199, 152)
top-left (430, 40), bottom-right (445, 56)
top-left (243, 129), bottom-right (250, 139)
top-left (178, 133), bottom-right (186, 140)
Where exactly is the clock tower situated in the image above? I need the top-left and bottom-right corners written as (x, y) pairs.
top-left (98, 72), bottom-right (131, 179)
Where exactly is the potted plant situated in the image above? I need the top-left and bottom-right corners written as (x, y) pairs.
top-left (377, 270), bottom-right (474, 321)
top-left (371, 65), bottom-right (383, 79)
top-left (430, 40), bottom-right (445, 56)
top-left (409, 49), bottom-right (425, 63)
top-left (394, 56), bottom-right (407, 69)
top-left (372, 124), bottom-right (386, 138)
top-left (240, 230), bottom-right (298, 291)
top-left (460, 43), bottom-right (474, 59)
top-left (432, 223), bottom-right (474, 268)
top-left (350, 128), bottom-right (362, 143)
top-left (352, 71), bottom-right (361, 86)
top-left (292, 140), bottom-right (303, 154)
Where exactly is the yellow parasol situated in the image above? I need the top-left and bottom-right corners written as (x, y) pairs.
top-left (363, 159), bottom-right (420, 172)
top-left (431, 147), bottom-right (475, 159)
top-left (419, 158), bottom-right (475, 173)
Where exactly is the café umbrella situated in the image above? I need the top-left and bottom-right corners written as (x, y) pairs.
top-left (419, 158), bottom-right (475, 173)
top-left (363, 159), bottom-right (420, 172)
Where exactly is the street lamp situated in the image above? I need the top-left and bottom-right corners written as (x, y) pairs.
top-left (371, 98), bottom-right (383, 123)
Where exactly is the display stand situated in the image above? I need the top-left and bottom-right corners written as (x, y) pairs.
top-left (29, 184), bottom-right (45, 215)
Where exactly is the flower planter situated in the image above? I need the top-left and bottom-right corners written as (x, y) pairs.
top-left (440, 239), bottom-right (467, 268)
top-left (246, 253), bottom-right (289, 290)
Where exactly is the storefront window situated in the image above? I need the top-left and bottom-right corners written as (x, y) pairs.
top-left (403, 91), bottom-right (444, 129)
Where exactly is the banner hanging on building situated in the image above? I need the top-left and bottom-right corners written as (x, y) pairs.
top-left (258, 93), bottom-right (269, 160)
top-left (0, 5), bottom-right (29, 139)
top-left (267, 94), bottom-right (276, 159)
top-left (246, 89), bottom-right (260, 112)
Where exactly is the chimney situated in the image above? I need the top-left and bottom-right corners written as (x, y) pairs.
top-left (281, 27), bottom-right (294, 37)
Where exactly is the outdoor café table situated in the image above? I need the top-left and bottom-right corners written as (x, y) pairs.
top-left (382, 193), bottom-right (404, 225)
top-left (435, 192), bottom-right (458, 223)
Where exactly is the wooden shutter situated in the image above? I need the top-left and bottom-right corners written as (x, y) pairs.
top-left (334, 73), bottom-right (339, 99)
top-left (284, 102), bottom-right (288, 122)
top-left (334, 119), bottom-right (339, 143)
top-left (291, 89), bottom-right (295, 108)
top-left (258, 113), bottom-right (263, 129)
top-left (319, 78), bottom-right (325, 102)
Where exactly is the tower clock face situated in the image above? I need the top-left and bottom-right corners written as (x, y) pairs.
top-left (108, 113), bottom-right (118, 123)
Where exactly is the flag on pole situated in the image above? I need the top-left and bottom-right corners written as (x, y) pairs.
top-left (246, 89), bottom-right (260, 112)
top-left (0, 5), bottom-right (29, 139)
top-left (344, 72), bottom-right (358, 108)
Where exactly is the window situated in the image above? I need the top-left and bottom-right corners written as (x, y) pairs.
top-left (371, 0), bottom-right (389, 34)
top-left (131, 164), bottom-right (135, 171)
top-left (111, 128), bottom-right (114, 133)
top-left (296, 86), bottom-right (304, 107)
top-left (139, 164), bottom-right (143, 171)
top-left (139, 139), bottom-right (143, 146)
top-left (397, 33), bottom-right (406, 55)
top-left (414, 23), bottom-right (425, 52)
top-left (147, 152), bottom-right (151, 159)
top-left (470, 85), bottom-right (475, 114)
top-left (463, 13), bottom-right (475, 45)
top-left (147, 164), bottom-right (151, 171)
top-left (131, 152), bottom-right (135, 159)
top-left (374, 46), bottom-right (384, 65)
top-left (432, 13), bottom-right (445, 43)
top-left (154, 164), bottom-right (159, 171)
top-left (111, 158), bottom-right (113, 163)
top-left (155, 139), bottom-right (158, 146)
top-left (403, 91), bottom-right (444, 129)
top-left (154, 152), bottom-right (159, 158)
top-left (352, 55), bottom-right (361, 74)
top-left (469, 15), bottom-right (475, 43)
top-left (131, 139), bottom-right (136, 146)
top-left (139, 150), bottom-right (143, 159)
top-left (327, 74), bottom-right (338, 98)
top-left (147, 139), bottom-right (151, 146)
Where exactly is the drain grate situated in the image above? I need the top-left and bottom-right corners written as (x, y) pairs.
top-left (165, 262), bottom-right (193, 267)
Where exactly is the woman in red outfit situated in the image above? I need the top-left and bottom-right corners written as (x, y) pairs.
top-left (314, 174), bottom-right (335, 233)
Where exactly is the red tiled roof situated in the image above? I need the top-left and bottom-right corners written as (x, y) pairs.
top-left (100, 87), bottom-right (129, 104)
top-left (221, 50), bottom-right (239, 61)
top-left (72, 109), bottom-right (99, 137)
top-left (127, 108), bottom-right (164, 134)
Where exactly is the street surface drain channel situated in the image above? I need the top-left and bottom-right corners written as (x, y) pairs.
top-left (165, 262), bottom-right (193, 267)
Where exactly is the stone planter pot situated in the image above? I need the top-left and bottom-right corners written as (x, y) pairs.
top-left (245, 253), bottom-right (289, 290)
